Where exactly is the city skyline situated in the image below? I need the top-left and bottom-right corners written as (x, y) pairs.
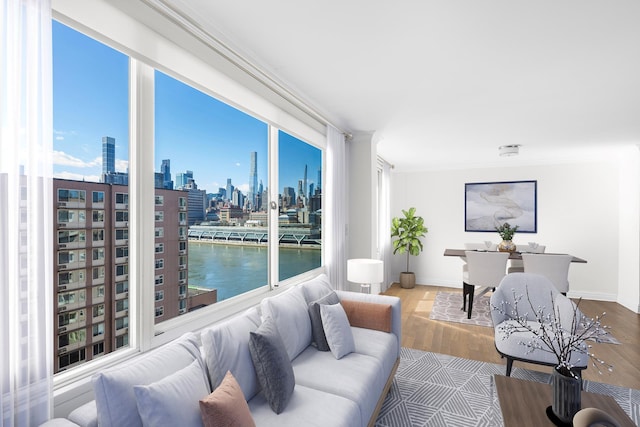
top-left (52, 20), bottom-right (322, 199)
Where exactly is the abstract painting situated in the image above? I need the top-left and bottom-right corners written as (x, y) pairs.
top-left (465, 180), bottom-right (537, 232)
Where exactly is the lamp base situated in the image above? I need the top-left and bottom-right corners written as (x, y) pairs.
top-left (360, 283), bottom-right (371, 294)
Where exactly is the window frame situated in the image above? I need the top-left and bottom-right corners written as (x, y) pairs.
top-left (51, 6), bottom-right (327, 398)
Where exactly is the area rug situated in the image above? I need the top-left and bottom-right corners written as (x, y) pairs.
top-left (375, 348), bottom-right (639, 427)
top-left (429, 291), bottom-right (621, 344)
top-left (429, 291), bottom-right (494, 327)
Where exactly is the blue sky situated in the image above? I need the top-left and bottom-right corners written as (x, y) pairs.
top-left (52, 20), bottom-right (321, 198)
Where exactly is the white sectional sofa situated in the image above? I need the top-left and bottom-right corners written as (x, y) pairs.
top-left (43, 274), bottom-right (401, 427)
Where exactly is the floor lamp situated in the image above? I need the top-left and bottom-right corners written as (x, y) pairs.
top-left (347, 259), bottom-right (384, 294)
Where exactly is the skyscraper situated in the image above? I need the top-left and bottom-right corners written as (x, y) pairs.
top-left (317, 168), bottom-right (321, 192)
top-left (161, 159), bottom-right (173, 189)
top-left (226, 178), bottom-right (234, 202)
top-left (303, 164), bottom-right (308, 197)
top-left (249, 151), bottom-right (258, 210)
top-left (102, 136), bottom-right (115, 175)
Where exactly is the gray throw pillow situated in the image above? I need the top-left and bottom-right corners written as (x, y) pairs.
top-left (248, 317), bottom-right (295, 414)
top-left (308, 291), bottom-right (340, 351)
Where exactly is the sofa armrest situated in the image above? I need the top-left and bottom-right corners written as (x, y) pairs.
top-left (335, 291), bottom-right (401, 350)
top-left (68, 400), bottom-right (97, 427)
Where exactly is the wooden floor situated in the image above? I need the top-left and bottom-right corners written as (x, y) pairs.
top-left (382, 283), bottom-right (640, 390)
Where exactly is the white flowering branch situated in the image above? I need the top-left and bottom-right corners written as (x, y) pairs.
top-left (492, 286), bottom-right (614, 377)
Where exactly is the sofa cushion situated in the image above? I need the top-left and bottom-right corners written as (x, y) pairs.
top-left (299, 273), bottom-right (334, 303)
top-left (133, 359), bottom-right (211, 427)
top-left (247, 384), bottom-right (361, 427)
top-left (249, 318), bottom-right (295, 414)
top-left (351, 327), bottom-right (399, 375)
top-left (308, 291), bottom-right (340, 351)
top-left (321, 303), bottom-right (355, 359)
top-left (340, 300), bottom-right (392, 333)
top-left (92, 332), bottom-right (202, 427)
top-left (292, 348), bottom-right (386, 427)
top-left (199, 371), bottom-right (256, 427)
top-left (201, 307), bottom-right (261, 399)
top-left (260, 286), bottom-right (311, 360)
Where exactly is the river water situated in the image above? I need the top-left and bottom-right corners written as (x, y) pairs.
top-left (187, 241), bottom-right (321, 301)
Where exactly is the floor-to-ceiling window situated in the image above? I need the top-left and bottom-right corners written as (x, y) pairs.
top-left (51, 19), bottom-right (324, 376)
top-left (52, 21), bottom-right (130, 372)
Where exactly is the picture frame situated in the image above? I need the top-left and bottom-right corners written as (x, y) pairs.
top-left (465, 180), bottom-right (537, 233)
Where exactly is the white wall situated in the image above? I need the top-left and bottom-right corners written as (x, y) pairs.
top-left (390, 159), bottom-right (636, 305)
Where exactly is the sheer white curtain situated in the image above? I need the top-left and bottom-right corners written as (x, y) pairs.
top-left (1, 0), bottom-right (54, 425)
top-left (325, 125), bottom-right (347, 290)
top-left (377, 158), bottom-right (392, 292)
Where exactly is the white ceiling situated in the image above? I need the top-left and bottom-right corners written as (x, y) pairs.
top-left (157, 1), bottom-right (640, 171)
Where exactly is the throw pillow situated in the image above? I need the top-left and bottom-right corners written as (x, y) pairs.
top-left (320, 303), bottom-right (356, 360)
top-left (199, 371), bottom-right (256, 427)
top-left (260, 286), bottom-right (312, 360)
top-left (300, 273), bottom-right (334, 302)
top-left (248, 317), bottom-right (295, 414)
top-left (340, 300), bottom-right (392, 333)
top-left (308, 291), bottom-right (340, 351)
top-left (133, 359), bottom-right (211, 427)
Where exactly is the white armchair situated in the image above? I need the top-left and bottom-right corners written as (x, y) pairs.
top-left (490, 273), bottom-right (587, 376)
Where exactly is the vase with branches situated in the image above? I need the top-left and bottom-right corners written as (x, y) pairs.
top-left (492, 287), bottom-right (613, 423)
top-left (495, 222), bottom-right (518, 252)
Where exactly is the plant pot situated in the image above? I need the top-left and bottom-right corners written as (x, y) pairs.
top-left (498, 239), bottom-right (516, 252)
top-left (399, 272), bottom-right (415, 289)
top-left (550, 366), bottom-right (582, 424)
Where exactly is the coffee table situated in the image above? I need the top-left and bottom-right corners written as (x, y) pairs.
top-left (494, 375), bottom-right (634, 427)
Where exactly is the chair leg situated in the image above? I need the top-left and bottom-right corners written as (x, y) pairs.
top-left (506, 358), bottom-right (514, 376)
top-left (467, 285), bottom-right (475, 319)
top-left (462, 283), bottom-right (472, 313)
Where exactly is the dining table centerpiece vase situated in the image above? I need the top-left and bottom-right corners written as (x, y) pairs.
top-left (493, 288), bottom-right (613, 425)
top-left (495, 222), bottom-right (518, 252)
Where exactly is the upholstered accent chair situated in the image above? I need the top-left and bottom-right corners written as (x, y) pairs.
top-left (490, 273), bottom-right (587, 376)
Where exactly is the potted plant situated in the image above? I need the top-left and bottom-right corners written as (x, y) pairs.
top-left (391, 207), bottom-right (428, 289)
top-left (495, 222), bottom-right (518, 252)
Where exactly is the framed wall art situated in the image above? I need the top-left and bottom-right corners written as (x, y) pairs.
top-left (465, 180), bottom-right (537, 233)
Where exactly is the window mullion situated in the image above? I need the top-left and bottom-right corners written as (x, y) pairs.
top-left (268, 125), bottom-right (279, 288)
top-left (129, 58), bottom-right (155, 352)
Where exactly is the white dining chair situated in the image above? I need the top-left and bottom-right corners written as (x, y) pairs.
top-left (522, 253), bottom-right (572, 294)
top-left (462, 251), bottom-right (509, 319)
top-left (507, 244), bottom-right (546, 274)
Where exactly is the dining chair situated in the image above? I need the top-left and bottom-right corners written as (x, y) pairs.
top-left (522, 253), bottom-right (572, 295)
top-left (462, 251), bottom-right (509, 319)
top-left (507, 244), bottom-right (546, 274)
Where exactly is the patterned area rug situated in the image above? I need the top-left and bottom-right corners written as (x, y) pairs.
top-left (375, 348), bottom-right (640, 427)
top-left (429, 291), bottom-right (493, 327)
top-left (429, 291), bottom-right (621, 344)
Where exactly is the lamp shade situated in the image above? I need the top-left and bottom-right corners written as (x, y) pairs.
top-left (347, 259), bottom-right (384, 284)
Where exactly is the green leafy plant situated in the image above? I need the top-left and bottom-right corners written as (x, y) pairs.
top-left (391, 207), bottom-right (428, 272)
top-left (495, 222), bottom-right (518, 240)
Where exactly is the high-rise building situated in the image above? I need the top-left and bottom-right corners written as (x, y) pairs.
top-left (226, 179), bottom-right (234, 202)
top-left (102, 136), bottom-right (115, 175)
top-left (249, 151), bottom-right (258, 211)
top-left (317, 168), bottom-right (321, 191)
top-left (176, 170), bottom-right (193, 189)
top-left (303, 164), bottom-right (307, 197)
top-left (161, 159), bottom-right (173, 189)
top-left (52, 179), bottom-right (214, 373)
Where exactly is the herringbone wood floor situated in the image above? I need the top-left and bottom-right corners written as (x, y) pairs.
top-left (382, 283), bottom-right (640, 390)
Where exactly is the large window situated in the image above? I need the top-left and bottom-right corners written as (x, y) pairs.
top-left (53, 20), bottom-right (129, 373)
top-left (278, 131), bottom-right (322, 280)
top-left (52, 17), bottom-right (325, 378)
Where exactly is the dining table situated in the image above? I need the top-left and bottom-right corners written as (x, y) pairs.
top-left (443, 249), bottom-right (587, 263)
